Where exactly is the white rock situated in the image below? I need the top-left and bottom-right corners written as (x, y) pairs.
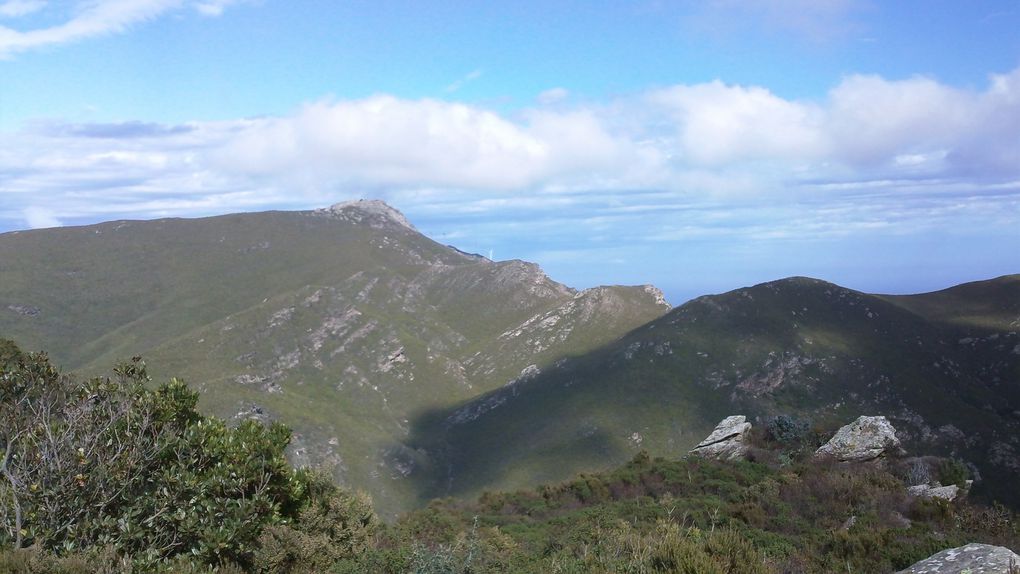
top-left (814, 415), bottom-right (901, 462)
top-left (908, 483), bottom-right (961, 501)
top-left (897, 543), bottom-right (1020, 573)
top-left (690, 415), bottom-right (752, 461)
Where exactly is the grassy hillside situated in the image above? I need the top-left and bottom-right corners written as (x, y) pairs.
top-left (0, 201), bottom-right (670, 516)
top-left (420, 276), bottom-right (1020, 509)
top-left (5, 202), bottom-right (1017, 518)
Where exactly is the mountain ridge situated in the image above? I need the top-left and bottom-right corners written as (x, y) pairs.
top-left (413, 273), bottom-right (1020, 509)
top-left (0, 200), bottom-right (671, 516)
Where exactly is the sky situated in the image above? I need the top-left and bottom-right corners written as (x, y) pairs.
top-left (1, 1), bottom-right (1019, 303)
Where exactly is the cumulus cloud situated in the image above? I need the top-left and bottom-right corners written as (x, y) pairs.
top-left (645, 81), bottom-right (826, 165)
top-left (1, 66), bottom-right (1019, 231)
top-left (0, 0), bottom-right (245, 57)
top-left (215, 96), bottom-right (665, 192)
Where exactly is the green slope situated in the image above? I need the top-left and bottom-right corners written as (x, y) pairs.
top-left (0, 200), bottom-right (670, 517)
top-left (421, 276), bottom-right (1020, 508)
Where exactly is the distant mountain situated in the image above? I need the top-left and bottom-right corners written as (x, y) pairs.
top-left (421, 276), bottom-right (1020, 508)
top-left (0, 200), bottom-right (670, 516)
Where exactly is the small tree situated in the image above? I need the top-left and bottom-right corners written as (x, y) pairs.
top-left (0, 340), bottom-right (326, 568)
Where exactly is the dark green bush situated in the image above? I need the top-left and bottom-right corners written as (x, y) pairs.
top-left (936, 459), bottom-right (970, 487)
top-left (253, 470), bottom-right (377, 573)
top-left (0, 342), bottom-right (353, 569)
top-left (766, 415), bottom-right (810, 445)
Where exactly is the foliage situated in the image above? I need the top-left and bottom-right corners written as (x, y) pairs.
top-left (0, 342), bottom-right (307, 568)
top-left (3, 340), bottom-right (1019, 573)
top-left (936, 458), bottom-right (970, 487)
top-left (252, 469), bottom-right (377, 573)
top-left (765, 415), bottom-right (810, 446)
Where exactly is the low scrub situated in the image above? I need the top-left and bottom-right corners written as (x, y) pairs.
top-left (3, 346), bottom-right (1018, 572)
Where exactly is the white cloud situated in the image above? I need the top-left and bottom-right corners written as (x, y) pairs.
top-left (193, 0), bottom-right (236, 16)
top-left (23, 206), bottom-right (61, 228)
top-left (0, 0), bottom-right (46, 18)
top-left (825, 74), bottom-right (972, 165)
top-left (0, 0), bottom-right (245, 57)
top-left (215, 96), bottom-right (664, 192)
top-left (1, 66), bottom-right (1019, 232)
top-left (645, 81), bottom-right (826, 165)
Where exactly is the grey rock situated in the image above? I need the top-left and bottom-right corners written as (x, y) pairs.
top-left (908, 483), bottom-right (961, 501)
top-left (814, 415), bottom-right (901, 462)
top-left (840, 515), bottom-right (857, 531)
top-left (897, 543), bottom-right (1020, 573)
top-left (7, 304), bottom-right (40, 316)
top-left (321, 199), bottom-right (417, 231)
top-left (690, 415), bottom-right (752, 461)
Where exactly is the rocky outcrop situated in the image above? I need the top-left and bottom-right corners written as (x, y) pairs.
top-left (897, 543), bottom-right (1020, 573)
top-left (689, 415), bottom-right (752, 461)
top-left (907, 483), bottom-right (961, 501)
top-left (907, 479), bottom-right (973, 502)
top-left (319, 199), bottom-right (417, 231)
top-left (814, 415), bottom-right (901, 462)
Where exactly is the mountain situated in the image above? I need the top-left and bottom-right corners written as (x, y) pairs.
top-left (418, 275), bottom-right (1020, 508)
top-left (0, 200), bottom-right (671, 516)
top-left (5, 203), bottom-right (1018, 516)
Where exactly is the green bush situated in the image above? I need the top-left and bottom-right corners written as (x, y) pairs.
top-left (936, 459), bottom-right (969, 487)
top-left (253, 469), bottom-right (377, 573)
top-left (0, 342), bottom-right (334, 569)
top-left (765, 415), bottom-right (810, 445)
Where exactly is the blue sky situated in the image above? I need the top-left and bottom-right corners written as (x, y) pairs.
top-left (2, 0), bottom-right (1019, 303)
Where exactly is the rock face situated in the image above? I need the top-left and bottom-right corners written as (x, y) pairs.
top-left (689, 415), bottom-right (752, 461)
top-left (897, 543), bottom-right (1020, 573)
top-left (815, 415), bottom-right (901, 462)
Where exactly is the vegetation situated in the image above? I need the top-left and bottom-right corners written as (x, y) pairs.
top-left (2, 341), bottom-right (1017, 572)
top-left (428, 274), bottom-right (1020, 511)
top-left (0, 341), bottom-right (374, 571)
top-left (0, 207), bottom-right (669, 517)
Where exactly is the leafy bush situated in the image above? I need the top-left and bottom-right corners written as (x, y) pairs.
top-left (0, 341), bottom-right (328, 568)
top-left (253, 469), bottom-right (377, 573)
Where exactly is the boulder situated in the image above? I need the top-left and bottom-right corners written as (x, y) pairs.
top-left (907, 483), bottom-right (961, 501)
top-left (897, 543), bottom-right (1020, 573)
top-left (689, 415), bottom-right (752, 461)
top-left (814, 415), bottom-right (901, 462)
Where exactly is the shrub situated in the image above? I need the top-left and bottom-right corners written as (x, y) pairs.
top-left (0, 343), bottom-right (313, 568)
top-left (936, 459), bottom-right (969, 487)
top-left (765, 415), bottom-right (810, 445)
top-left (253, 469), bottom-right (377, 573)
